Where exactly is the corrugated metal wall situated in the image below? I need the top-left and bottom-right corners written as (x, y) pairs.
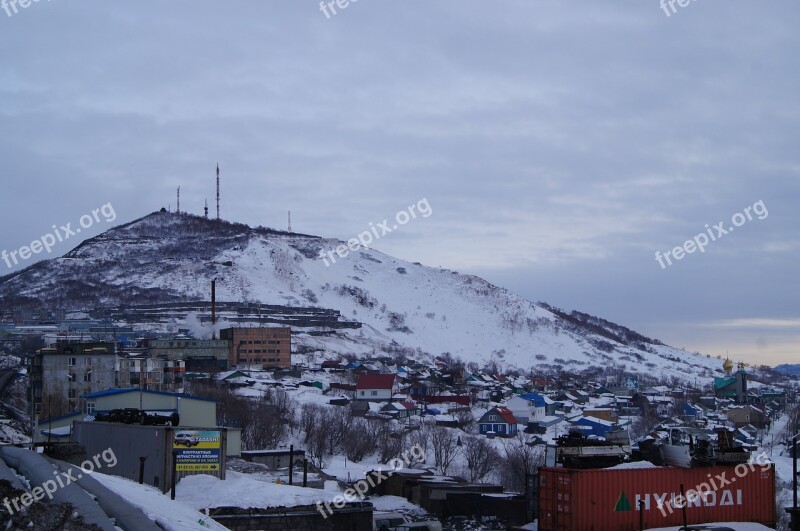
top-left (539, 465), bottom-right (776, 531)
top-left (73, 421), bottom-right (170, 491)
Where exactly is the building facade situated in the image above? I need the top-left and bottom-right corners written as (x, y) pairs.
top-left (146, 338), bottom-right (229, 369)
top-left (28, 342), bottom-right (116, 418)
top-left (220, 327), bottom-right (292, 369)
top-left (115, 354), bottom-right (185, 392)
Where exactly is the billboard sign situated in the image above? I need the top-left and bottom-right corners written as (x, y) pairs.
top-left (173, 430), bottom-right (221, 472)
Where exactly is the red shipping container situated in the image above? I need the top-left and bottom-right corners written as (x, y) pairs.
top-left (538, 465), bottom-right (775, 531)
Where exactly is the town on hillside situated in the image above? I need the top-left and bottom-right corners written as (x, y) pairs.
top-left (0, 306), bottom-right (798, 530)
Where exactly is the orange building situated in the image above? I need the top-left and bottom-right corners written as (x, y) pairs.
top-left (219, 327), bottom-right (292, 369)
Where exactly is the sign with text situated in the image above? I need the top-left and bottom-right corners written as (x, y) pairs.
top-left (173, 430), bottom-right (221, 472)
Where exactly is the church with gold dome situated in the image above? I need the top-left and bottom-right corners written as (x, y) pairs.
top-left (713, 357), bottom-right (748, 403)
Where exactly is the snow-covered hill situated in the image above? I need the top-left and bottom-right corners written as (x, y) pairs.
top-left (0, 211), bottom-right (727, 381)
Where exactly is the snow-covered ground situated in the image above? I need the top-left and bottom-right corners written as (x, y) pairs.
top-left (177, 471), bottom-right (335, 510)
top-left (91, 471), bottom-right (229, 531)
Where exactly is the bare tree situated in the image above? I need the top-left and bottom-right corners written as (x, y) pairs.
top-left (499, 433), bottom-right (544, 493)
top-left (630, 400), bottom-right (661, 440)
top-left (343, 417), bottom-right (375, 462)
top-left (322, 406), bottom-right (348, 455)
top-left (376, 421), bottom-right (406, 464)
top-left (300, 403), bottom-right (324, 444)
top-left (430, 426), bottom-right (461, 475)
top-left (462, 435), bottom-right (499, 482)
top-left (185, 381), bottom-right (295, 451)
top-left (306, 426), bottom-right (329, 468)
top-left (408, 424), bottom-right (430, 465)
top-left (454, 409), bottom-right (475, 431)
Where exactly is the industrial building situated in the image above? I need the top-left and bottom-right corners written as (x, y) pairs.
top-left (220, 326), bottom-right (291, 369)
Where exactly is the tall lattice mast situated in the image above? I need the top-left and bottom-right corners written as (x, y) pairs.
top-left (216, 163), bottom-right (220, 220)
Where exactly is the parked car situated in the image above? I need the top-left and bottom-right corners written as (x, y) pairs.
top-left (373, 512), bottom-right (408, 530)
top-left (396, 521), bottom-right (442, 531)
top-left (174, 432), bottom-right (199, 447)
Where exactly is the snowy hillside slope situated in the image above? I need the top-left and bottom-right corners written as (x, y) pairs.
top-left (0, 212), bottom-right (727, 380)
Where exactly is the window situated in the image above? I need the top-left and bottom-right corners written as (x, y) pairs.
top-left (371, 391), bottom-right (378, 396)
top-left (86, 402), bottom-right (95, 415)
top-left (68, 389), bottom-right (77, 399)
top-left (84, 358), bottom-right (92, 366)
top-left (68, 373), bottom-right (76, 382)
top-left (84, 370), bottom-right (92, 383)
top-left (68, 357), bottom-right (76, 367)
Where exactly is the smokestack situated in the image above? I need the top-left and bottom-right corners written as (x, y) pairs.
top-left (211, 279), bottom-right (217, 339)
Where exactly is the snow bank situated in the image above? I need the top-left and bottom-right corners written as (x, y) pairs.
top-left (91, 472), bottom-right (228, 531)
top-left (176, 471), bottom-right (335, 510)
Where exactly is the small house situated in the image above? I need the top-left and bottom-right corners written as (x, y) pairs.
top-left (478, 407), bottom-right (518, 437)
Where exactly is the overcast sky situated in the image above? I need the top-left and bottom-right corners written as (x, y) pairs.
top-left (1, 1), bottom-right (797, 366)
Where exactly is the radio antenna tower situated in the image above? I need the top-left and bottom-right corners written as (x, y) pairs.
top-left (176, 186), bottom-right (180, 214)
top-left (288, 211), bottom-right (292, 232)
top-left (216, 164), bottom-right (220, 220)
top-left (204, 199), bottom-right (209, 219)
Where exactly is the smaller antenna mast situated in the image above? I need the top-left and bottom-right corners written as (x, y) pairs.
top-left (216, 163), bottom-right (220, 220)
top-left (288, 211), bottom-right (292, 232)
top-left (204, 199), bottom-right (209, 219)
top-left (177, 186), bottom-right (180, 214)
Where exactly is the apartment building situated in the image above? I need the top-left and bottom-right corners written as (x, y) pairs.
top-left (115, 354), bottom-right (185, 392)
top-left (28, 342), bottom-right (116, 418)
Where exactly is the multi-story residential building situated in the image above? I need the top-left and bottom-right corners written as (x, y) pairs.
top-left (115, 354), bottom-right (185, 392)
top-left (28, 342), bottom-right (116, 418)
top-left (145, 338), bottom-right (229, 371)
top-left (220, 327), bottom-right (292, 369)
